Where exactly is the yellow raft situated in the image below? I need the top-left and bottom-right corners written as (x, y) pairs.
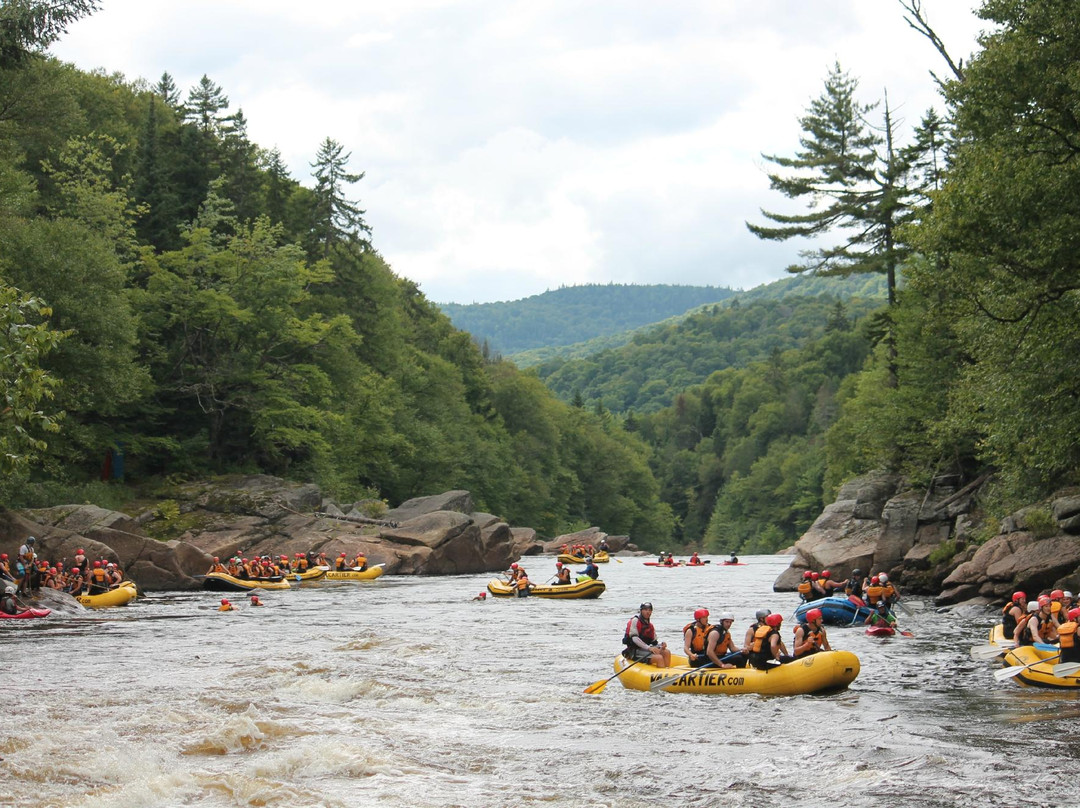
top-left (202, 572), bottom-right (291, 591)
top-left (1001, 646), bottom-right (1080, 689)
top-left (76, 580), bottom-right (139, 609)
top-left (487, 578), bottom-right (606, 599)
top-left (614, 650), bottom-right (860, 696)
top-left (288, 567), bottom-right (327, 583)
top-left (321, 564), bottom-right (385, 582)
top-left (556, 552), bottom-right (610, 564)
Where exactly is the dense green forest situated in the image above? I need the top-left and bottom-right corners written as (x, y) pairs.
top-left (440, 283), bottom-right (735, 356)
top-left (4, 1), bottom-right (1080, 557)
top-left (0, 2), bottom-right (673, 541)
top-left (501, 272), bottom-right (888, 367)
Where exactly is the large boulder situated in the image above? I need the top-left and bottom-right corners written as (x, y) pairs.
top-left (384, 491), bottom-right (473, 523)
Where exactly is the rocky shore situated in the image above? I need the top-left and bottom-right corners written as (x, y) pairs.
top-left (774, 470), bottom-right (1080, 605)
top-left (0, 475), bottom-right (635, 591)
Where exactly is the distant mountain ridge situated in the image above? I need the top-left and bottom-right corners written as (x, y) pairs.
top-left (440, 275), bottom-right (887, 362)
top-left (439, 283), bottom-right (736, 356)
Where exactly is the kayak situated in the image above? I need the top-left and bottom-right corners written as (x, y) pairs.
top-left (615, 650), bottom-right (860, 696)
top-left (794, 596), bottom-right (874, 626)
top-left (720, 561), bottom-right (746, 566)
top-left (76, 580), bottom-right (139, 609)
top-left (643, 561), bottom-right (688, 567)
top-left (0, 607), bottom-right (51, 619)
top-left (202, 572), bottom-right (291, 592)
top-left (1001, 645), bottom-right (1080, 689)
top-left (865, 625), bottom-right (895, 638)
top-left (486, 578), bottom-right (605, 599)
top-left (321, 564), bottom-right (385, 582)
top-left (556, 552), bottom-right (610, 564)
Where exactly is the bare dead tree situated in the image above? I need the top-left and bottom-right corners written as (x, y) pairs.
top-left (899, 0), bottom-right (966, 86)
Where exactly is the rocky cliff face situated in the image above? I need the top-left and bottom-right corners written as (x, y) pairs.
top-left (0, 476), bottom-right (619, 591)
top-left (775, 471), bottom-right (1080, 605)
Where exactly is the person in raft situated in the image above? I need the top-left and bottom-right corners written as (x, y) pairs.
top-left (578, 556), bottom-right (600, 580)
top-left (792, 608), bottom-right (832, 658)
top-left (727, 552), bottom-right (739, 564)
top-left (218, 598), bottom-right (235, 612)
top-left (623, 603), bottom-right (671, 667)
top-left (553, 561), bottom-right (572, 585)
top-left (250, 594), bottom-right (264, 607)
top-left (743, 608), bottom-right (770, 652)
top-left (688, 552), bottom-right (701, 565)
top-left (1058, 608), bottom-right (1080, 664)
top-left (1001, 591), bottom-right (1026, 641)
top-left (334, 553), bottom-right (350, 571)
top-left (698, 610), bottom-right (741, 668)
top-left (748, 613), bottom-right (793, 669)
top-left (350, 551), bottom-right (368, 571)
top-left (683, 608), bottom-right (713, 668)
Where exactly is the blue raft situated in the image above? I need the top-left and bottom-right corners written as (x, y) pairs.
top-left (794, 596), bottom-right (874, 626)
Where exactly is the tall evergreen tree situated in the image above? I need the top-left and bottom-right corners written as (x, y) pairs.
top-left (310, 136), bottom-right (370, 258)
top-left (154, 71), bottom-right (182, 112)
top-left (184, 75), bottom-right (229, 135)
top-left (0, 0), bottom-right (99, 68)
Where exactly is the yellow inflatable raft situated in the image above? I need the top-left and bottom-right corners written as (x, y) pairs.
top-left (614, 650), bottom-right (860, 696)
top-left (76, 580), bottom-right (139, 609)
top-left (288, 567), bottom-right (327, 583)
top-left (556, 552), bottom-right (610, 564)
top-left (486, 578), bottom-right (606, 599)
top-left (321, 564), bottom-right (385, 581)
top-left (1001, 646), bottom-right (1080, 689)
top-left (202, 572), bottom-right (291, 591)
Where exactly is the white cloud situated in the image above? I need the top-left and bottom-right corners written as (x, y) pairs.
top-left (51, 0), bottom-right (987, 303)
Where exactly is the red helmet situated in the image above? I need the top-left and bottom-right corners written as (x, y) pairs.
top-left (694, 608), bottom-right (709, 620)
top-left (810, 572), bottom-right (819, 580)
top-left (1038, 595), bottom-right (1051, 608)
top-left (49, 567), bottom-right (56, 574)
top-left (77, 549), bottom-right (84, 554)
top-left (1012, 591), bottom-right (1026, 603)
top-left (871, 576), bottom-right (880, 584)
top-left (0, 554), bottom-right (6, 560)
top-left (220, 598), bottom-right (229, 605)
top-left (821, 570), bottom-right (831, 579)
top-left (555, 562), bottom-right (563, 568)
top-left (1069, 608), bottom-right (1080, 621)
top-left (340, 552), bottom-right (347, 557)
top-left (765, 613), bottom-right (783, 627)
top-left (806, 608), bottom-right (823, 622)
top-left (1051, 589), bottom-right (1064, 600)
top-left (511, 563), bottom-right (518, 569)
top-left (93, 561), bottom-right (101, 568)
top-left (802, 571), bottom-right (812, 579)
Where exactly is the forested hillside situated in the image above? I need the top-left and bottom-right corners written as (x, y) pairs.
top-left (0, 6), bottom-right (673, 541)
top-left (534, 296), bottom-right (882, 414)
top-left (439, 283), bottom-right (735, 356)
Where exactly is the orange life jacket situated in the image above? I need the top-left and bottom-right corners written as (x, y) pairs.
top-left (683, 621), bottom-right (713, 653)
top-left (1058, 621), bottom-right (1078, 649)
top-left (750, 625), bottom-right (775, 654)
top-left (797, 582), bottom-right (812, 598)
top-left (866, 584), bottom-right (884, 605)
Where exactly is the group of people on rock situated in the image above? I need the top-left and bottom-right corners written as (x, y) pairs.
top-left (0, 538), bottom-right (127, 612)
top-left (206, 550), bottom-right (368, 579)
top-left (1001, 588), bottom-right (1080, 660)
top-left (797, 568), bottom-right (900, 608)
top-left (623, 603), bottom-right (837, 671)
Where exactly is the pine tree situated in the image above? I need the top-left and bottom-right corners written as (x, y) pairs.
top-left (310, 136), bottom-right (371, 258)
top-left (184, 74), bottom-right (229, 135)
top-left (0, 0), bottom-right (100, 68)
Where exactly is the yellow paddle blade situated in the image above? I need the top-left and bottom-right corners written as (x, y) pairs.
top-left (583, 678), bottom-right (610, 694)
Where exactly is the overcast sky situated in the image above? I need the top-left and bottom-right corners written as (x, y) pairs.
top-left (51, 1), bottom-right (987, 304)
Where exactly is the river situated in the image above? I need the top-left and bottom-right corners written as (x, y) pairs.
top-left (1, 554), bottom-right (1076, 807)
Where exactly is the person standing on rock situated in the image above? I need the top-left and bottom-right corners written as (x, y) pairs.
top-left (17, 537), bottom-right (37, 595)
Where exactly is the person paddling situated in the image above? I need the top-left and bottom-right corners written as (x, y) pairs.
top-left (727, 551), bottom-right (739, 565)
top-left (793, 609), bottom-right (832, 658)
top-left (683, 608), bottom-right (713, 668)
top-left (623, 603), bottom-right (671, 667)
top-left (748, 613), bottom-right (792, 669)
top-left (1, 585), bottom-right (19, 616)
top-left (865, 600), bottom-right (897, 630)
top-left (706, 612), bottom-right (742, 668)
top-left (578, 556), bottom-right (599, 580)
top-left (553, 562), bottom-right (572, 586)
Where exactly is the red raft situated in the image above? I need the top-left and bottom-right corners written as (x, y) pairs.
top-left (0, 607), bottom-right (51, 620)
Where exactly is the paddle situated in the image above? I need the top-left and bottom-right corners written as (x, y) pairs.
top-left (970, 644), bottom-right (1010, 661)
top-left (584, 658), bottom-right (646, 694)
top-left (994, 652), bottom-right (1060, 681)
top-left (649, 651), bottom-right (741, 691)
top-left (892, 599), bottom-right (914, 617)
top-left (1051, 662), bottom-right (1080, 678)
top-left (613, 557), bottom-right (623, 564)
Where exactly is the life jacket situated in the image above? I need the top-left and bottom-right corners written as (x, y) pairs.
top-left (749, 625), bottom-right (777, 666)
top-left (683, 621), bottom-right (713, 654)
top-left (1001, 602), bottom-right (1021, 639)
top-left (866, 584), bottom-right (884, 606)
top-left (227, 562), bottom-right (239, 576)
top-left (298, 558), bottom-right (309, 571)
top-left (1036, 610), bottom-right (1057, 642)
top-left (1014, 612), bottom-right (1035, 646)
top-left (1058, 621), bottom-right (1078, 649)
top-left (795, 623), bottom-right (824, 655)
top-left (624, 615), bottom-right (657, 647)
top-left (211, 563), bottom-right (226, 574)
top-left (335, 558), bottom-right (347, 570)
top-left (352, 555), bottom-right (366, 569)
top-left (516, 575), bottom-right (530, 590)
top-left (844, 576), bottom-right (863, 598)
top-left (882, 583), bottom-right (897, 602)
top-left (91, 568), bottom-right (108, 584)
top-left (556, 568), bottom-right (571, 584)
top-left (797, 581), bottom-right (812, 600)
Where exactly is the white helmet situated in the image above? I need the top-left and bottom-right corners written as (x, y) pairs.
top-left (1028, 601), bottom-right (1040, 612)
top-left (719, 612), bottom-right (734, 621)
top-left (879, 573), bottom-right (888, 583)
top-left (1066, 591), bottom-right (1074, 599)
top-left (4, 586), bottom-right (14, 595)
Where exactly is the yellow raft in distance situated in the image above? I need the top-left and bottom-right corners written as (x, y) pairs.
top-left (321, 564), bottom-right (385, 582)
top-left (556, 551), bottom-right (610, 564)
top-left (614, 650), bottom-right (860, 696)
top-left (486, 578), bottom-right (605, 599)
top-left (76, 580), bottom-right (139, 609)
